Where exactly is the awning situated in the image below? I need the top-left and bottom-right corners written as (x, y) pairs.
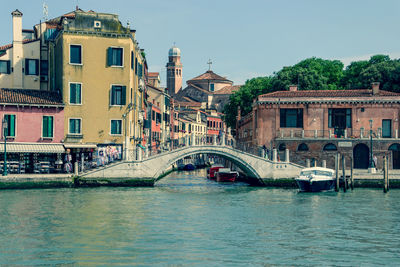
top-left (63, 143), bottom-right (97, 149)
top-left (0, 143), bottom-right (65, 153)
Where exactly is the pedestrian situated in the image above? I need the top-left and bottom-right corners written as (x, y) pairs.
top-left (373, 155), bottom-right (378, 170)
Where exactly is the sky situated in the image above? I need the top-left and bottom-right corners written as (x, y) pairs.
top-left (1, 0), bottom-right (400, 87)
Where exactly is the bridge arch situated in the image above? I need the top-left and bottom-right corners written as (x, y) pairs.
top-left (152, 146), bottom-right (262, 181)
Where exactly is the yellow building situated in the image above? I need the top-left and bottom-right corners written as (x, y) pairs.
top-left (40, 9), bottom-right (145, 159)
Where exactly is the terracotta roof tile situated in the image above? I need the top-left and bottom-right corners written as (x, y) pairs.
top-left (258, 89), bottom-right (400, 99)
top-left (0, 89), bottom-right (63, 106)
top-left (213, 85), bottom-right (241, 95)
top-left (147, 72), bottom-right (159, 77)
top-left (0, 39), bottom-right (39, 51)
top-left (188, 70), bottom-right (232, 83)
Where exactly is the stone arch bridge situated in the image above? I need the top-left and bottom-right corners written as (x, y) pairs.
top-left (82, 145), bottom-right (303, 185)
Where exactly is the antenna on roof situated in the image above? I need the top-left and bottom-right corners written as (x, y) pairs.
top-left (43, 2), bottom-right (48, 21)
top-left (207, 59), bottom-right (212, 71)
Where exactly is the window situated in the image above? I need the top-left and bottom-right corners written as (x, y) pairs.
top-left (278, 143), bottom-right (286, 151)
top-left (323, 143), bottom-right (337, 151)
top-left (107, 47), bottom-right (123, 67)
top-left (25, 59), bottom-right (39, 75)
top-left (298, 143), bottom-right (309, 151)
top-left (69, 83), bottom-right (82, 104)
top-left (131, 51), bottom-right (134, 70)
top-left (110, 85), bottom-right (126, 106)
top-left (156, 113), bottom-right (161, 124)
top-left (328, 108), bottom-right (351, 129)
top-left (382, 119), bottom-right (392, 138)
top-left (111, 120), bottom-right (122, 135)
top-left (0, 60), bottom-right (11, 74)
top-left (42, 116), bottom-right (53, 138)
top-left (69, 118), bottom-right (81, 134)
top-left (280, 109), bottom-right (303, 128)
top-left (70, 45), bottom-right (82, 64)
top-left (40, 60), bottom-right (48, 75)
top-left (3, 114), bottom-right (16, 137)
top-left (210, 83), bottom-right (215, 91)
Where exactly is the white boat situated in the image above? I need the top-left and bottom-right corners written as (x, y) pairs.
top-left (295, 167), bottom-right (336, 192)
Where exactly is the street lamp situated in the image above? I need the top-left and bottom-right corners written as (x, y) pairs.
top-left (368, 119), bottom-right (375, 173)
top-left (2, 118), bottom-right (7, 176)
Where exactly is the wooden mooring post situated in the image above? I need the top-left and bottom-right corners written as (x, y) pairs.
top-left (383, 155), bottom-right (389, 193)
top-left (335, 153), bottom-right (339, 192)
top-left (350, 156), bottom-right (354, 190)
top-left (342, 154), bottom-right (347, 192)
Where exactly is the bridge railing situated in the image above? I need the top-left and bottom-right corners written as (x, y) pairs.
top-left (128, 133), bottom-right (234, 161)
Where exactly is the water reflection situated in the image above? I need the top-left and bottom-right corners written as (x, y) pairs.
top-left (0, 170), bottom-right (399, 265)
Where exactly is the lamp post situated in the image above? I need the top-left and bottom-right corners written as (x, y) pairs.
top-left (368, 119), bottom-right (375, 173)
top-left (2, 119), bottom-right (7, 176)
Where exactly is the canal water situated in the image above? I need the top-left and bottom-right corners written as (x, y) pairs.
top-left (0, 169), bottom-right (399, 266)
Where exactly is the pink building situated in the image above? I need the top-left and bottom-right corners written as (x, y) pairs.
top-left (237, 83), bottom-right (400, 170)
top-left (0, 89), bottom-right (64, 173)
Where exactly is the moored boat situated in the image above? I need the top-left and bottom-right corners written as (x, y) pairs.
top-left (295, 167), bottom-right (335, 192)
top-left (216, 168), bottom-right (238, 182)
top-left (184, 163), bottom-right (195, 171)
top-left (207, 164), bottom-right (224, 179)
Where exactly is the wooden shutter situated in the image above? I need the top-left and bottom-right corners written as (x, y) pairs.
top-left (43, 116), bottom-right (48, 137)
top-left (6, 61), bottom-right (10, 74)
top-left (35, 59), bottom-right (39, 75)
top-left (110, 86), bottom-right (115, 105)
top-left (107, 47), bottom-right (113, 66)
top-left (48, 116), bottom-right (53, 137)
top-left (121, 86), bottom-right (126, 105)
top-left (25, 59), bottom-right (28, 74)
top-left (9, 115), bottom-right (15, 136)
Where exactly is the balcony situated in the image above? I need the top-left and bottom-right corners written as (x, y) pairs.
top-left (276, 128), bottom-right (400, 140)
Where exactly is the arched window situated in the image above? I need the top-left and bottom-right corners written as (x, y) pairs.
top-left (323, 143), bottom-right (337, 151)
top-left (388, 143), bottom-right (400, 151)
top-left (279, 143), bottom-right (286, 151)
top-left (298, 143), bottom-right (309, 151)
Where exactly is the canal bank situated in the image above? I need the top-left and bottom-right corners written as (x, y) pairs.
top-left (1, 169), bottom-right (400, 189)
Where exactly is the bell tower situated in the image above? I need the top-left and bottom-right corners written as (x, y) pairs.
top-left (166, 45), bottom-right (182, 98)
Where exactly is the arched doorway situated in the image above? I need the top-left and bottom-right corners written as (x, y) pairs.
top-left (353, 143), bottom-right (369, 169)
top-left (388, 143), bottom-right (400, 169)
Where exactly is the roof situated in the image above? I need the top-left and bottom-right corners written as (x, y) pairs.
top-left (0, 89), bottom-right (63, 106)
top-left (187, 70), bottom-right (232, 83)
top-left (258, 89), bottom-right (400, 99)
top-left (213, 85), bottom-right (241, 95)
top-left (0, 39), bottom-right (39, 51)
top-left (148, 72), bottom-right (159, 77)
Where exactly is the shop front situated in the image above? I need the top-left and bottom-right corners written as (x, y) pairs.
top-left (95, 144), bottom-right (123, 167)
top-left (63, 144), bottom-right (97, 173)
top-left (0, 142), bottom-right (65, 174)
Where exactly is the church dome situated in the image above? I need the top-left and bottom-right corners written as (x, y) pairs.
top-left (169, 46), bottom-right (181, 57)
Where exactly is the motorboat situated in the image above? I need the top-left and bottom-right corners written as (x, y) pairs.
top-left (216, 168), bottom-right (238, 182)
top-left (207, 164), bottom-right (224, 179)
top-left (295, 167), bottom-right (336, 192)
top-left (177, 163), bottom-right (186, 171)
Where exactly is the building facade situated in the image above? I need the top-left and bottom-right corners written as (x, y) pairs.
top-left (39, 9), bottom-right (145, 160)
top-left (237, 83), bottom-right (400, 170)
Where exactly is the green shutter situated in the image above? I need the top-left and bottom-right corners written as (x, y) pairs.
top-left (121, 86), bottom-right (126, 105)
top-left (69, 119), bottom-right (74, 133)
top-left (43, 116), bottom-right (48, 137)
top-left (111, 86), bottom-right (115, 105)
top-left (9, 115), bottom-right (15, 136)
top-left (76, 84), bottom-right (81, 104)
top-left (35, 60), bottom-right (39, 75)
top-left (70, 84), bottom-right (76, 104)
top-left (6, 61), bottom-right (10, 74)
top-left (107, 47), bottom-right (113, 66)
top-left (48, 116), bottom-right (53, 137)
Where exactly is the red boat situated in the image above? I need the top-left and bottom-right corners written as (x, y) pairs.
top-left (216, 168), bottom-right (238, 182)
top-left (207, 164), bottom-right (224, 180)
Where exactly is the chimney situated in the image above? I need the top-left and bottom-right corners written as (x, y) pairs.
top-left (11, 9), bottom-right (23, 89)
top-left (289, 85), bottom-right (298, 91)
top-left (372, 82), bottom-right (380, 95)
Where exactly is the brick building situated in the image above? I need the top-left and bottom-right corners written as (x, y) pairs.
top-left (237, 83), bottom-right (400, 170)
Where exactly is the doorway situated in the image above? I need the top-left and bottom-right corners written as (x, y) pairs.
top-left (353, 143), bottom-right (369, 169)
top-left (388, 143), bottom-right (400, 169)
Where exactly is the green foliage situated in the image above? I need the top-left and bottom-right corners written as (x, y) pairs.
top-left (224, 55), bottom-right (400, 128)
